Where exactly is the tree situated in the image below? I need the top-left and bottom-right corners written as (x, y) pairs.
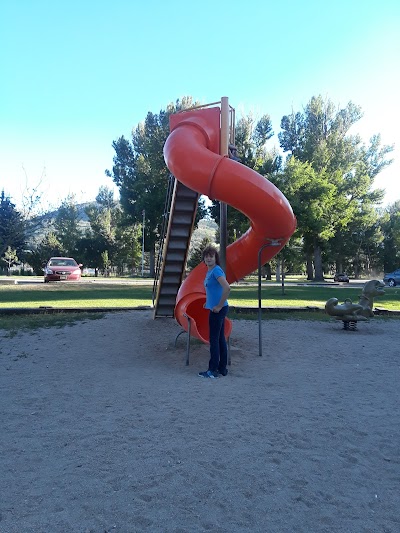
top-left (75, 187), bottom-right (142, 275)
top-left (380, 201), bottom-right (400, 272)
top-left (278, 95), bottom-right (393, 280)
top-left (210, 112), bottom-right (281, 243)
top-left (101, 250), bottom-right (111, 276)
top-left (106, 96), bottom-right (208, 276)
top-left (75, 234), bottom-right (106, 275)
top-left (26, 232), bottom-right (63, 274)
top-left (273, 158), bottom-right (340, 279)
top-left (19, 166), bottom-right (54, 245)
top-left (53, 195), bottom-right (82, 257)
top-left (113, 223), bottom-right (142, 275)
top-left (187, 236), bottom-right (212, 270)
top-left (2, 246), bottom-right (18, 275)
top-left (0, 190), bottom-right (26, 259)
top-left (84, 186), bottom-right (120, 267)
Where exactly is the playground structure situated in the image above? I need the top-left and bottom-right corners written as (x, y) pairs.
top-left (325, 279), bottom-right (386, 330)
top-left (153, 97), bottom-right (296, 350)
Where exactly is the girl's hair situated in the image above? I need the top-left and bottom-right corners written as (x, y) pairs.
top-left (202, 245), bottom-right (220, 265)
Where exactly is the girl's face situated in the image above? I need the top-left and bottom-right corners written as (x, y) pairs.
top-left (204, 253), bottom-right (216, 268)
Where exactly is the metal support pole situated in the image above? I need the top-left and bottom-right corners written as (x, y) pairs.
top-left (258, 240), bottom-right (282, 357)
top-left (220, 96), bottom-right (229, 272)
top-left (186, 316), bottom-right (191, 366)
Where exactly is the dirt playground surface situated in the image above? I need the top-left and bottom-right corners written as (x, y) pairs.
top-left (1, 311), bottom-right (399, 532)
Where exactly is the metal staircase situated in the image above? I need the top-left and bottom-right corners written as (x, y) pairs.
top-left (153, 178), bottom-right (199, 318)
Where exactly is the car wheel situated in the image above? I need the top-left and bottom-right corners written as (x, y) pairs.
top-left (44, 279), bottom-right (49, 283)
top-left (388, 279), bottom-right (396, 287)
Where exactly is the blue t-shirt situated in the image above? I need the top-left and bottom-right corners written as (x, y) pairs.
top-left (204, 265), bottom-right (228, 309)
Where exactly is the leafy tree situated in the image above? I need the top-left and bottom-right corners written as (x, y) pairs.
top-left (380, 201), bottom-right (400, 271)
top-left (75, 234), bottom-right (106, 275)
top-left (26, 232), bottom-right (63, 274)
top-left (101, 250), bottom-right (111, 276)
top-left (0, 190), bottom-right (26, 258)
top-left (54, 195), bottom-right (82, 257)
top-left (113, 223), bottom-right (142, 275)
top-left (106, 96), bottom-right (208, 276)
top-left (187, 236), bottom-right (212, 270)
top-left (84, 186), bottom-right (120, 267)
top-left (210, 113), bottom-right (281, 243)
top-left (273, 158), bottom-right (340, 279)
top-left (75, 187), bottom-right (142, 275)
top-left (2, 246), bottom-right (18, 275)
top-left (278, 95), bottom-right (393, 280)
top-left (327, 202), bottom-right (385, 277)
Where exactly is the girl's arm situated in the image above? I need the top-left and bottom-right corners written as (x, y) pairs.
top-left (212, 276), bottom-right (230, 313)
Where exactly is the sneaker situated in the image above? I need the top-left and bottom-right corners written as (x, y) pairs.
top-left (198, 370), bottom-right (218, 379)
top-left (218, 368), bottom-right (228, 376)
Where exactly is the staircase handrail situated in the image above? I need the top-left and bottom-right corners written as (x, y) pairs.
top-left (152, 173), bottom-right (175, 303)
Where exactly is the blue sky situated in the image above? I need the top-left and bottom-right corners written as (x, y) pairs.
top-left (1, 0), bottom-right (399, 211)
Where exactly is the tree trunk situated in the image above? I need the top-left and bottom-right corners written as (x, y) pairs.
top-left (275, 261), bottom-right (281, 282)
top-left (365, 252), bottom-right (371, 276)
top-left (265, 263), bottom-right (272, 280)
top-left (354, 255), bottom-right (360, 279)
top-left (306, 253), bottom-right (314, 280)
top-left (313, 245), bottom-right (324, 281)
top-left (335, 260), bottom-right (343, 274)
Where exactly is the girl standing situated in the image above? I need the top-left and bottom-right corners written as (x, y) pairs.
top-left (198, 246), bottom-right (230, 379)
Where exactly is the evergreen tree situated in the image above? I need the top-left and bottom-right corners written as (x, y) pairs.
top-left (0, 190), bottom-right (26, 259)
top-left (106, 96), bottom-right (208, 276)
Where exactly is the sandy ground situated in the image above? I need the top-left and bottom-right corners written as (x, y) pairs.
top-left (1, 310), bottom-right (399, 533)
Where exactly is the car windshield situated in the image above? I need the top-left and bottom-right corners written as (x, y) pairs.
top-left (49, 259), bottom-right (77, 267)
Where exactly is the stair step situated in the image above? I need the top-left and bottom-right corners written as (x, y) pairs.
top-left (176, 185), bottom-right (198, 198)
top-left (162, 274), bottom-right (181, 284)
top-left (159, 287), bottom-right (179, 297)
top-left (171, 214), bottom-right (193, 225)
top-left (168, 240), bottom-right (190, 251)
top-left (166, 251), bottom-right (186, 262)
top-left (154, 180), bottom-right (198, 317)
top-left (163, 263), bottom-right (184, 273)
top-left (169, 226), bottom-right (191, 238)
top-left (154, 311), bottom-right (175, 318)
top-left (174, 200), bottom-right (197, 211)
top-left (157, 298), bottom-right (176, 308)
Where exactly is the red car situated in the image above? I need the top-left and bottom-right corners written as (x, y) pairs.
top-left (44, 257), bottom-right (82, 283)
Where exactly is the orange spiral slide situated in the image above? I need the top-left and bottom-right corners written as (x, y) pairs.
top-left (163, 107), bottom-right (296, 344)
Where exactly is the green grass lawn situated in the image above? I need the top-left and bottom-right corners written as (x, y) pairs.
top-left (1, 281), bottom-right (399, 332)
top-left (0, 283), bottom-right (153, 308)
top-left (1, 281), bottom-right (399, 310)
top-left (230, 284), bottom-right (400, 310)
